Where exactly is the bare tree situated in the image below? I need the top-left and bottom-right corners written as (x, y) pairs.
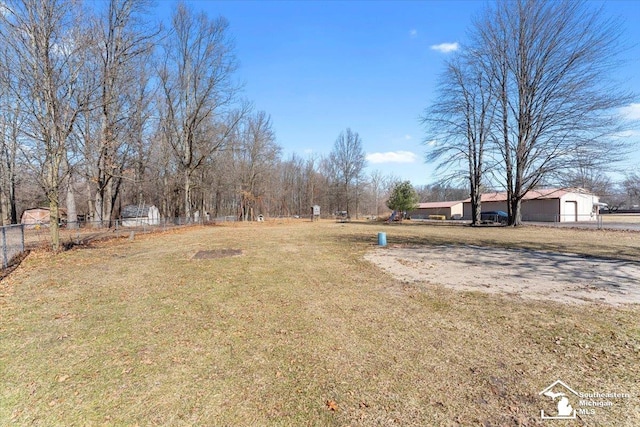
top-left (621, 173), bottom-right (640, 208)
top-left (367, 169), bottom-right (385, 218)
top-left (422, 51), bottom-right (495, 225)
top-left (560, 166), bottom-right (612, 197)
top-left (415, 183), bottom-right (469, 203)
top-left (1, 0), bottom-right (90, 250)
top-left (236, 111), bottom-right (280, 221)
top-left (275, 153), bottom-right (304, 217)
top-left (158, 2), bottom-right (243, 220)
top-left (475, 0), bottom-right (633, 225)
top-left (0, 48), bottom-right (21, 224)
top-left (85, 0), bottom-right (157, 226)
top-left (327, 128), bottom-right (366, 217)
top-left (127, 52), bottom-right (156, 206)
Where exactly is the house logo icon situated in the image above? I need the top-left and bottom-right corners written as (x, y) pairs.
top-left (539, 380), bottom-right (578, 420)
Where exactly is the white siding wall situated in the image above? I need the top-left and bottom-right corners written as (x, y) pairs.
top-left (410, 207), bottom-right (452, 219)
top-left (560, 193), bottom-right (598, 222)
top-left (450, 203), bottom-right (463, 218)
top-left (463, 192), bottom-right (599, 222)
top-left (411, 203), bottom-right (464, 220)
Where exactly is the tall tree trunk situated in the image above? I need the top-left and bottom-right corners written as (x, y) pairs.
top-left (162, 175), bottom-right (169, 219)
top-left (66, 179), bottom-right (78, 229)
top-left (344, 180), bottom-right (350, 216)
top-left (511, 197), bottom-right (522, 227)
top-left (49, 197), bottom-right (60, 251)
top-left (184, 168), bottom-right (191, 220)
top-left (0, 187), bottom-right (7, 226)
top-left (8, 164), bottom-right (16, 224)
top-left (105, 177), bottom-right (113, 227)
top-left (501, 76), bottom-right (514, 226)
top-left (94, 190), bottom-right (104, 227)
top-left (7, 123), bottom-right (18, 224)
top-left (470, 178), bottom-right (481, 226)
top-left (48, 162), bottom-right (61, 252)
top-left (64, 154), bottom-right (78, 229)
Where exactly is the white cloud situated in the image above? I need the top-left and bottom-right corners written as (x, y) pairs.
top-left (409, 29), bottom-right (418, 38)
top-left (0, 0), bottom-right (10, 17)
top-left (620, 103), bottom-right (640, 121)
top-left (303, 148), bottom-right (313, 154)
top-left (612, 129), bottom-right (640, 139)
top-left (430, 42), bottom-right (459, 53)
top-left (366, 151), bottom-right (418, 164)
top-left (426, 139), bottom-right (437, 147)
top-left (51, 40), bottom-right (75, 56)
top-left (404, 134), bottom-right (412, 140)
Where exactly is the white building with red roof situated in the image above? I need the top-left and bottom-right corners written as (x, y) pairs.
top-left (462, 188), bottom-right (602, 222)
top-left (409, 200), bottom-right (465, 220)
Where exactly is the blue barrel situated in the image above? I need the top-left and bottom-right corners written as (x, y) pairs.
top-left (378, 232), bottom-right (387, 246)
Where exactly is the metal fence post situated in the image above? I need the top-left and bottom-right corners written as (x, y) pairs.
top-left (2, 226), bottom-right (7, 269)
top-left (20, 224), bottom-right (25, 253)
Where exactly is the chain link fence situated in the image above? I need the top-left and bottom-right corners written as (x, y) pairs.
top-left (523, 213), bottom-right (640, 230)
top-left (0, 224), bottom-right (25, 269)
top-left (1, 215), bottom-right (244, 272)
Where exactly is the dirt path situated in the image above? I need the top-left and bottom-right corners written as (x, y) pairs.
top-left (365, 245), bottom-right (640, 305)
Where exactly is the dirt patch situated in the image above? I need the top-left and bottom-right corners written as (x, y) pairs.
top-left (192, 249), bottom-right (242, 259)
top-left (365, 245), bottom-right (640, 306)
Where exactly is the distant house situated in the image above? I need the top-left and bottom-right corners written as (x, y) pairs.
top-left (409, 201), bottom-right (465, 220)
top-left (120, 204), bottom-right (160, 227)
top-left (462, 188), bottom-right (602, 222)
top-left (21, 207), bottom-right (67, 229)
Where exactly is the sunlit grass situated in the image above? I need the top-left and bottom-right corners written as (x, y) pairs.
top-left (1, 221), bottom-right (638, 425)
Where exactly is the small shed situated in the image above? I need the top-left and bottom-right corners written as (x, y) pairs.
top-left (120, 204), bottom-right (160, 227)
top-left (408, 201), bottom-right (465, 220)
top-left (311, 205), bottom-right (320, 221)
top-left (21, 207), bottom-right (67, 229)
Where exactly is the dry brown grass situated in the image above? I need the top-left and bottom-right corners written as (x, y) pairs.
top-left (601, 214), bottom-right (640, 224)
top-left (1, 220), bottom-right (638, 426)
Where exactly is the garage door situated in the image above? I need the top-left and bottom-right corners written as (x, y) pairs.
top-left (564, 201), bottom-right (577, 222)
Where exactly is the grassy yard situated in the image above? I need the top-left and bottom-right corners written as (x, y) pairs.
top-left (1, 220), bottom-right (639, 426)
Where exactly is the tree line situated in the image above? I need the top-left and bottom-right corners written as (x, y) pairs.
top-left (423, 0), bottom-right (637, 226)
top-left (0, 0), bottom-right (431, 250)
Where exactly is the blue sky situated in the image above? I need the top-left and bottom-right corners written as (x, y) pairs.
top-left (157, 1), bottom-right (640, 186)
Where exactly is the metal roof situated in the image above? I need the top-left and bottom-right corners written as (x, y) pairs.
top-left (121, 204), bottom-right (150, 218)
top-left (415, 201), bottom-right (465, 209)
top-left (462, 188), bottom-right (594, 203)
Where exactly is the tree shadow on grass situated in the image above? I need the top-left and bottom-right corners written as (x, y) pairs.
top-left (428, 244), bottom-right (640, 293)
top-left (346, 222), bottom-right (640, 263)
top-left (344, 223), bottom-right (640, 297)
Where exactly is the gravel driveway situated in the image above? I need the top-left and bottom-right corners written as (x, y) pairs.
top-left (365, 245), bottom-right (640, 305)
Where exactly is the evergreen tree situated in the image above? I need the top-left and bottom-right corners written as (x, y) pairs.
top-left (386, 181), bottom-right (419, 219)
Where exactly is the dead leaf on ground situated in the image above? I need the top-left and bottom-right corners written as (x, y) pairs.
top-left (326, 400), bottom-right (338, 411)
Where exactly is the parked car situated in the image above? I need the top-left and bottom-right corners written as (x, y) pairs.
top-left (480, 210), bottom-right (508, 225)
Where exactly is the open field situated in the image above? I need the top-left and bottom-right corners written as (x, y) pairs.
top-left (601, 214), bottom-right (640, 224)
top-left (1, 220), bottom-right (639, 426)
